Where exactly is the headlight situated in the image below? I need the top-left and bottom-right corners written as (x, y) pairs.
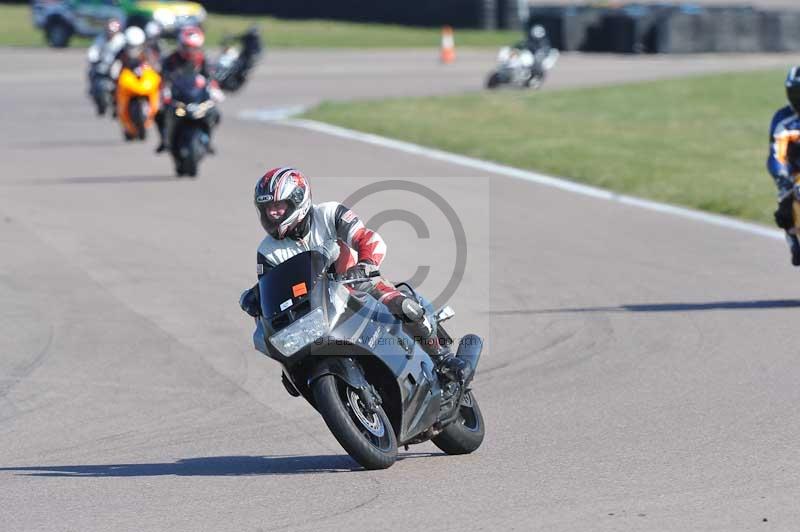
top-left (270, 308), bottom-right (327, 356)
top-left (153, 9), bottom-right (176, 28)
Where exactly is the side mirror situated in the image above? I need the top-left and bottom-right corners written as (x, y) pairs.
top-left (435, 306), bottom-right (455, 323)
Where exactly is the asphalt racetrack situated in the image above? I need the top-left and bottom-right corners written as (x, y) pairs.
top-left (2, 48), bottom-right (800, 531)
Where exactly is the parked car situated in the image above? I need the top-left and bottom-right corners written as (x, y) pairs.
top-left (32, 0), bottom-right (207, 48)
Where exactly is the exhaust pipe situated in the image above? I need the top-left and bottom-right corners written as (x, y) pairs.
top-left (456, 334), bottom-right (483, 383)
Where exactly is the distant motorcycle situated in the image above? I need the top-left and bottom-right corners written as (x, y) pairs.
top-left (212, 27), bottom-right (262, 93)
top-left (165, 73), bottom-right (219, 177)
top-left (486, 46), bottom-right (559, 90)
top-left (88, 63), bottom-right (115, 116)
top-left (116, 62), bottom-right (160, 141)
top-left (247, 241), bottom-right (486, 470)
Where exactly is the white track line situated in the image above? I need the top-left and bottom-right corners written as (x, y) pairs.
top-left (240, 110), bottom-right (783, 241)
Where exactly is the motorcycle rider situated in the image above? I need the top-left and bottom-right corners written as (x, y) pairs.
top-left (87, 18), bottom-right (124, 115)
top-left (88, 18), bottom-right (124, 67)
top-left (517, 24), bottom-right (552, 57)
top-left (767, 66), bottom-right (800, 266)
top-left (239, 168), bottom-right (469, 383)
top-left (120, 26), bottom-right (148, 68)
top-left (156, 25), bottom-right (221, 154)
top-left (510, 24), bottom-right (551, 84)
top-left (144, 21), bottom-right (164, 69)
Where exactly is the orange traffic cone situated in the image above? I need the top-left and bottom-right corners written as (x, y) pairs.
top-left (440, 26), bottom-right (456, 64)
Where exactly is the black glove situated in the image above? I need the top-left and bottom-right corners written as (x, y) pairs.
top-left (239, 285), bottom-right (261, 317)
top-left (774, 194), bottom-right (795, 230)
top-left (344, 261), bottom-right (379, 281)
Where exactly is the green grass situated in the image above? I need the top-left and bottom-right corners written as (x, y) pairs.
top-left (304, 69), bottom-right (786, 224)
top-left (204, 13), bottom-right (518, 48)
top-left (0, 3), bottom-right (91, 47)
top-left (0, 3), bottom-right (518, 48)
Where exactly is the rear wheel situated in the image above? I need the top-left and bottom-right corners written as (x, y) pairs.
top-left (525, 71), bottom-right (545, 90)
top-left (432, 391), bottom-right (485, 455)
top-left (312, 374), bottom-right (397, 470)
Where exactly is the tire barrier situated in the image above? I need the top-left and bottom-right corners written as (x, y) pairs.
top-left (526, 3), bottom-right (800, 54)
top-left (528, 6), bottom-right (605, 51)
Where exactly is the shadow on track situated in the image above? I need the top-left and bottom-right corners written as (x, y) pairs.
top-left (0, 452), bottom-right (441, 477)
top-left (13, 175), bottom-right (176, 186)
top-left (491, 299), bottom-right (800, 315)
top-left (11, 139), bottom-right (122, 150)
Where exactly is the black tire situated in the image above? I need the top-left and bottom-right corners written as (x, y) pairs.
top-left (312, 374), bottom-right (397, 470)
top-left (525, 72), bottom-right (545, 90)
top-left (45, 18), bottom-right (72, 48)
top-left (184, 157), bottom-right (198, 177)
top-left (432, 391), bottom-right (485, 455)
top-left (486, 72), bottom-right (501, 89)
top-left (129, 99), bottom-right (146, 140)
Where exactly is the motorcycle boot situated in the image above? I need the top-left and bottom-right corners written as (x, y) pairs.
top-left (399, 298), bottom-right (468, 383)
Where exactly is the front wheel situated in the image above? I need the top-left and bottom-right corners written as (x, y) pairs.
top-left (486, 71), bottom-right (501, 89)
top-left (312, 374), bottom-right (397, 470)
top-left (432, 390), bottom-right (485, 455)
top-left (45, 19), bottom-right (72, 48)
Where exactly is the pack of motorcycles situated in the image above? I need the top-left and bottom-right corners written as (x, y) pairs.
top-left (87, 28), bottom-right (262, 177)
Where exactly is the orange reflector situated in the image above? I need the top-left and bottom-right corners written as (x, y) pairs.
top-left (292, 283), bottom-right (308, 297)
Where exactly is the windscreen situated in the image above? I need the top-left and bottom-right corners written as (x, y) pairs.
top-left (258, 250), bottom-right (327, 318)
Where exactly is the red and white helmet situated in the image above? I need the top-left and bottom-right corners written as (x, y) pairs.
top-left (254, 168), bottom-right (312, 239)
top-left (179, 26), bottom-right (205, 51)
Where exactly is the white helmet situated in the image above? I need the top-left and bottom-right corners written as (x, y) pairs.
top-left (124, 26), bottom-right (146, 47)
top-left (124, 26), bottom-right (146, 58)
top-left (144, 21), bottom-right (162, 40)
top-left (531, 25), bottom-right (546, 40)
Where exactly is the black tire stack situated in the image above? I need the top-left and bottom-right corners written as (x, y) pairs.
top-left (527, 3), bottom-right (800, 54)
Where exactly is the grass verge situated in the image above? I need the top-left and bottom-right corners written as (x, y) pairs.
top-left (304, 69), bottom-right (787, 225)
top-left (0, 3), bottom-right (518, 48)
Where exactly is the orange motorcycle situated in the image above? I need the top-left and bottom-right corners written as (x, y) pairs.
top-left (116, 63), bottom-right (161, 141)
